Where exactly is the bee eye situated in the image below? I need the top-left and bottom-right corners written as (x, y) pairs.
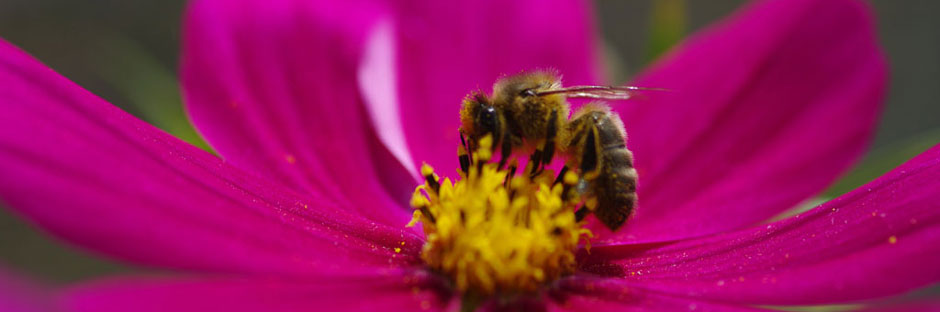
top-left (477, 106), bottom-right (498, 133)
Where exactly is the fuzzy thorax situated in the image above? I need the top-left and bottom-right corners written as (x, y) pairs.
top-left (408, 136), bottom-right (591, 296)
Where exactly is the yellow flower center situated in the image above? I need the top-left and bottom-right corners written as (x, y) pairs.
top-left (408, 136), bottom-right (591, 296)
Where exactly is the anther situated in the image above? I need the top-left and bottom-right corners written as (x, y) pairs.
top-left (407, 133), bottom-right (589, 296)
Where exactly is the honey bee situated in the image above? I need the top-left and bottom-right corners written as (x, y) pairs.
top-left (458, 71), bottom-right (659, 231)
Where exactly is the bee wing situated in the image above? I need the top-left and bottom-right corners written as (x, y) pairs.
top-left (535, 86), bottom-right (671, 100)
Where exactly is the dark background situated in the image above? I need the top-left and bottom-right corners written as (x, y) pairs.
top-left (0, 0), bottom-right (937, 300)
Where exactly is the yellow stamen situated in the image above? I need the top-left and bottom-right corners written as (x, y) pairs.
top-left (408, 135), bottom-right (590, 295)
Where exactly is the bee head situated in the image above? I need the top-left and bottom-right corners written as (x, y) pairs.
top-left (493, 70), bottom-right (561, 105)
top-left (459, 92), bottom-right (501, 145)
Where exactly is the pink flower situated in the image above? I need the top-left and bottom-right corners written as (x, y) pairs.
top-left (0, 0), bottom-right (937, 310)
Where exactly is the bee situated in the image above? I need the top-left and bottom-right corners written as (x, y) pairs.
top-left (458, 71), bottom-right (659, 231)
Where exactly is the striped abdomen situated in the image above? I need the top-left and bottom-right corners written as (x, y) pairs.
top-left (568, 106), bottom-right (637, 231)
top-left (593, 144), bottom-right (637, 231)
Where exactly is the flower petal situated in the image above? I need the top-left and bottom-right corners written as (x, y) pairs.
top-left (393, 0), bottom-right (602, 172)
top-left (63, 271), bottom-right (449, 312)
top-left (0, 269), bottom-right (53, 312)
top-left (0, 39), bottom-right (423, 276)
top-left (182, 0), bottom-right (415, 227)
top-left (603, 0), bottom-right (887, 242)
top-left (579, 144), bottom-right (940, 305)
top-left (548, 276), bottom-right (769, 312)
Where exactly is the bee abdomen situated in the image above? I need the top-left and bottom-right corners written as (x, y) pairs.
top-left (593, 149), bottom-right (637, 231)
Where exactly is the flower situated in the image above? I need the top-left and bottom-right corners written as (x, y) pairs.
top-left (0, 0), bottom-right (937, 310)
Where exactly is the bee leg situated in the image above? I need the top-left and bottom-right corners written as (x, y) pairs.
top-left (541, 109), bottom-right (558, 166)
top-left (458, 132), bottom-right (470, 174)
top-left (541, 141), bottom-right (555, 168)
top-left (574, 207), bottom-right (590, 222)
top-left (554, 165), bottom-right (575, 202)
top-left (497, 132), bottom-right (512, 169)
top-left (553, 166), bottom-right (569, 185)
top-left (580, 127), bottom-right (599, 175)
top-left (529, 109), bottom-right (559, 178)
top-left (529, 145), bottom-right (552, 177)
top-left (458, 148), bottom-right (470, 174)
top-left (528, 149), bottom-right (543, 177)
top-left (504, 163), bottom-right (517, 187)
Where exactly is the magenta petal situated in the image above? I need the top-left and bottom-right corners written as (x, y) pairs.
top-left (0, 40), bottom-right (423, 276)
top-left (579, 144), bottom-right (940, 305)
top-left (0, 269), bottom-right (53, 312)
top-left (602, 0), bottom-right (887, 242)
top-left (63, 271), bottom-right (449, 312)
top-left (182, 0), bottom-right (415, 227)
top-left (394, 0), bottom-right (602, 172)
top-left (548, 276), bottom-right (768, 312)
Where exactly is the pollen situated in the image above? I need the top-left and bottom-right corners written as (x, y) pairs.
top-left (408, 135), bottom-right (590, 296)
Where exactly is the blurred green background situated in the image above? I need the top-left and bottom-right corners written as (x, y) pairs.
top-left (0, 0), bottom-right (937, 305)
